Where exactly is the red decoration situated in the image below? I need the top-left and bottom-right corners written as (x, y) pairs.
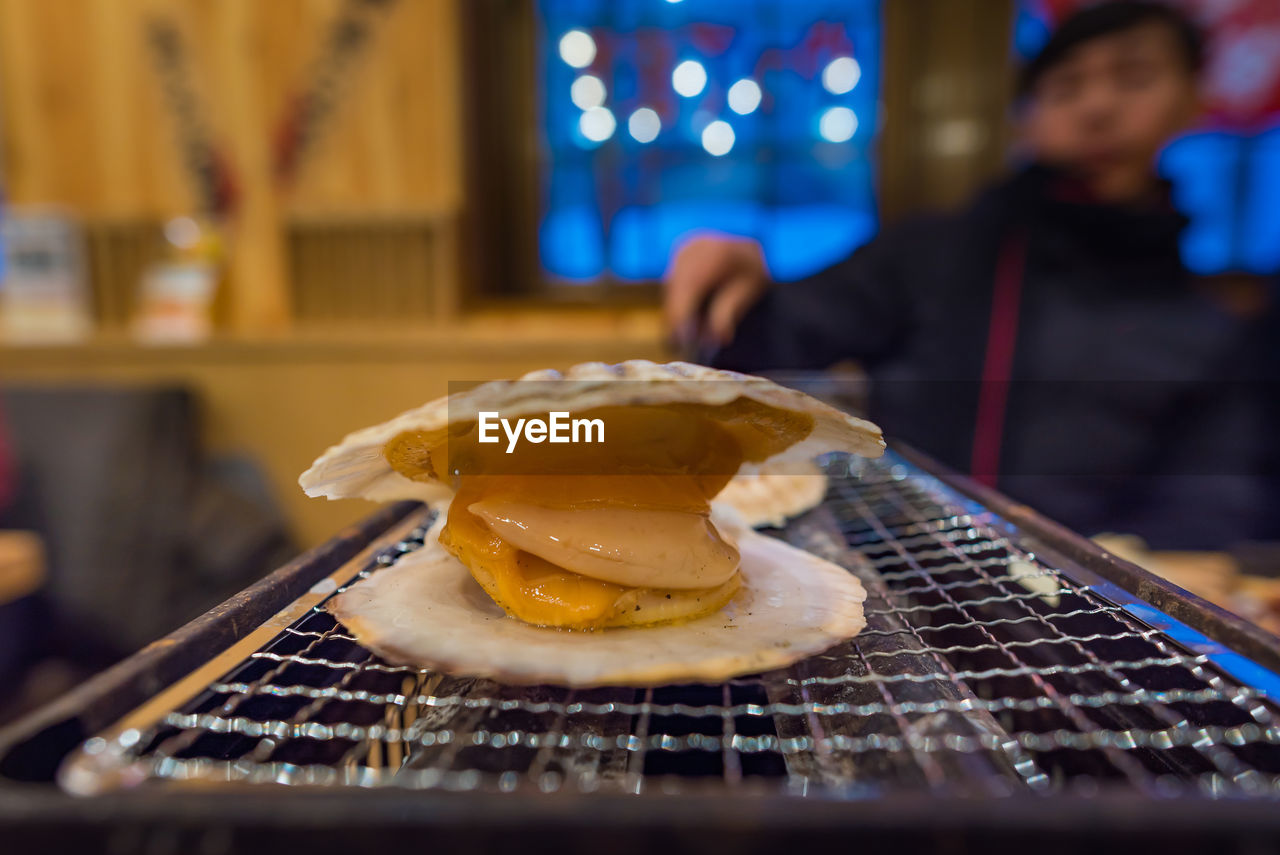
top-left (1033, 0), bottom-right (1280, 129)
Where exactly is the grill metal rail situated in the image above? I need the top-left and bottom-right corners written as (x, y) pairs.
top-left (56, 452), bottom-right (1280, 798)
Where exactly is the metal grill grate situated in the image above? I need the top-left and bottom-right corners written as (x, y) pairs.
top-left (60, 452), bottom-right (1280, 797)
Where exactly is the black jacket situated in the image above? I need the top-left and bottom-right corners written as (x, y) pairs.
top-left (716, 164), bottom-right (1280, 549)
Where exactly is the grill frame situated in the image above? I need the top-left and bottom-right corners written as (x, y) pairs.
top-left (3, 444), bottom-right (1280, 851)
top-left (896, 444), bottom-right (1280, 678)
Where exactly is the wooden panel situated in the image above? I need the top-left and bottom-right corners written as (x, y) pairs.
top-left (880, 0), bottom-right (1015, 221)
top-left (286, 214), bottom-right (453, 324)
top-left (286, 0), bottom-right (463, 215)
top-left (84, 220), bottom-right (166, 330)
top-left (0, 0), bottom-right (192, 215)
top-left (0, 0), bottom-right (465, 331)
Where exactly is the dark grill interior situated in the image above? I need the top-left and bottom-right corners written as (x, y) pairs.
top-left (60, 452), bottom-right (1280, 797)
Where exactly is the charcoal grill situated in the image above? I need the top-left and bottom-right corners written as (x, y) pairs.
top-left (2, 446), bottom-right (1279, 853)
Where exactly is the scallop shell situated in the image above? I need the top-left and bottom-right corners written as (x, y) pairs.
top-left (714, 460), bottom-right (830, 528)
top-left (328, 510), bottom-right (867, 687)
top-left (298, 360), bottom-right (884, 504)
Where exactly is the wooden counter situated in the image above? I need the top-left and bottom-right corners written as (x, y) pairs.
top-left (0, 310), bottom-right (668, 548)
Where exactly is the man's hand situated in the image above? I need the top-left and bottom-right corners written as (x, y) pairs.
top-left (663, 235), bottom-right (771, 350)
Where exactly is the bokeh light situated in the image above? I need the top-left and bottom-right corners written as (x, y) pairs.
top-left (701, 120), bottom-right (735, 156)
top-left (628, 107), bottom-right (661, 143)
top-left (672, 60), bottom-right (708, 97)
top-left (822, 56), bottom-right (861, 94)
top-left (819, 106), bottom-right (858, 142)
top-left (558, 29), bottom-right (596, 69)
top-left (570, 75), bottom-right (606, 110)
top-left (727, 79), bottom-right (762, 115)
top-left (579, 106), bottom-right (616, 142)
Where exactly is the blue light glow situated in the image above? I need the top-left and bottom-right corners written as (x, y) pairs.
top-left (1240, 127), bottom-right (1280, 273)
top-left (1159, 133), bottom-right (1242, 275)
top-left (541, 205), bottom-right (606, 280)
top-left (538, 0), bottom-right (881, 284)
top-left (1012, 0), bottom-right (1052, 59)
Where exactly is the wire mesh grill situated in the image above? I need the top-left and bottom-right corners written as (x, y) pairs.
top-left (62, 452), bottom-right (1280, 797)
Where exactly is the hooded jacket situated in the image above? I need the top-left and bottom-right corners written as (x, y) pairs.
top-left (715, 164), bottom-right (1279, 549)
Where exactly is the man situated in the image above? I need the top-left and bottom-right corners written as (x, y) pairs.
top-left (664, 2), bottom-right (1278, 549)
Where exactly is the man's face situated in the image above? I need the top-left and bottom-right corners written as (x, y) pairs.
top-left (1023, 21), bottom-right (1200, 202)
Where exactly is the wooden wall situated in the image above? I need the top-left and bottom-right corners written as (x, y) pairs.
top-left (880, 0), bottom-right (1015, 221)
top-left (0, 0), bottom-right (464, 330)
